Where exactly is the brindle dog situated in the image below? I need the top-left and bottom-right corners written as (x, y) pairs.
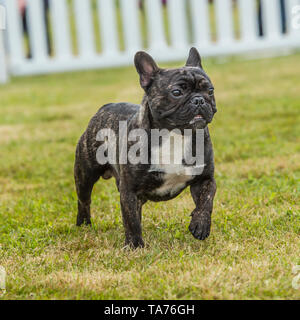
top-left (75, 48), bottom-right (217, 248)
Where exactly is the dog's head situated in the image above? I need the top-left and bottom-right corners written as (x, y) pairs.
top-left (135, 48), bottom-right (217, 130)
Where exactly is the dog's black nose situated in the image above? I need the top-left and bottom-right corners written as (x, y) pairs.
top-left (192, 96), bottom-right (205, 106)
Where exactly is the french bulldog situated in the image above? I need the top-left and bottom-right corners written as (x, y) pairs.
top-left (74, 47), bottom-right (217, 249)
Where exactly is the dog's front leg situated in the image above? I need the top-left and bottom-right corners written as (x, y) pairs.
top-left (189, 178), bottom-right (217, 240)
top-left (120, 184), bottom-right (144, 249)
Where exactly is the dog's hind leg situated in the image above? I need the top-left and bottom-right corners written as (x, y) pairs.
top-left (74, 145), bottom-right (102, 227)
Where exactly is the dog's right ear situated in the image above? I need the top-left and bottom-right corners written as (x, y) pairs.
top-left (186, 47), bottom-right (203, 69)
top-left (135, 51), bottom-right (159, 90)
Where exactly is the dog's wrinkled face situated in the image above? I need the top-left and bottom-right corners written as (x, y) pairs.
top-left (135, 48), bottom-right (217, 130)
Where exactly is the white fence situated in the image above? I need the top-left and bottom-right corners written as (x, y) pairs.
top-left (0, 0), bottom-right (300, 83)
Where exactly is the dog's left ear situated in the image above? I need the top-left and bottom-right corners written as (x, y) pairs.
top-left (135, 51), bottom-right (159, 90)
top-left (186, 47), bottom-right (203, 69)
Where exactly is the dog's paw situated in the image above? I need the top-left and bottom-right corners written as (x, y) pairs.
top-left (189, 213), bottom-right (211, 240)
top-left (125, 237), bottom-right (145, 250)
top-left (76, 217), bottom-right (91, 227)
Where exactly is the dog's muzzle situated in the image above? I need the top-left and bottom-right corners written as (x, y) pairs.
top-left (189, 95), bottom-right (215, 124)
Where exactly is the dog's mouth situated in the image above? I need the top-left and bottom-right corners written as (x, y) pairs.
top-left (189, 114), bottom-right (205, 125)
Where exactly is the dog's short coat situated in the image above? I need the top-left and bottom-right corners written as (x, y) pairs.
top-left (75, 48), bottom-right (217, 248)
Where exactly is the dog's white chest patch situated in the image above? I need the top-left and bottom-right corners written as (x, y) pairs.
top-left (149, 131), bottom-right (198, 197)
top-left (153, 172), bottom-right (192, 197)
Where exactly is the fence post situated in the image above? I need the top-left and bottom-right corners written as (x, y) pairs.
top-left (0, 31), bottom-right (8, 83)
top-left (190, 0), bottom-right (210, 47)
top-left (286, 0), bottom-right (300, 38)
top-left (0, 3), bottom-right (8, 84)
top-left (26, 0), bottom-right (48, 61)
top-left (120, 0), bottom-right (141, 54)
top-left (74, 0), bottom-right (96, 58)
top-left (238, 0), bottom-right (258, 42)
top-left (261, 0), bottom-right (282, 40)
top-left (168, 0), bottom-right (188, 50)
top-left (145, 0), bottom-right (168, 52)
top-left (215, 0), bottom-right (234, 44)
top-left (4, 0), bottom-right (24, 72)
top-left (50, 0), bottom-right (72, 60)
top-left (98, 0), bottom-right (119, 55)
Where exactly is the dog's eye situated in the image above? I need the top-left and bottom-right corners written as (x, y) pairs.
top-left (208, 88), bottom-right (214, 96)
top-left (172, 90), bottom-right (182, 97)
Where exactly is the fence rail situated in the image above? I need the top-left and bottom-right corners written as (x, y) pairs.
top-left (0, 0), bottom-right (300, 83)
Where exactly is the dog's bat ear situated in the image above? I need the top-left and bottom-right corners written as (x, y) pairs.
top-left (186, 47), bottom-right (203, 69)
top-left (135, 51), bottom-right (159, 90)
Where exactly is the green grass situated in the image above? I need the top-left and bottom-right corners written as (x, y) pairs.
top-left (0, 53), bottom-right (299, 300)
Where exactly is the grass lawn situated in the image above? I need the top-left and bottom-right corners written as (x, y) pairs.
top-left (0, 53), bottom-right (299, 300)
